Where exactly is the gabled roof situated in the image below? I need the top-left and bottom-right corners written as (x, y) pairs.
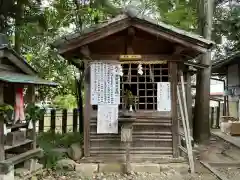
top-left (52, 7), bottom-right (215, 55)
top-left (0, 45), bottom-right (37, 75)
top-left (212, 51), bottom-right (240, 75)
top-left (0, 45), bottom-right (57, 86)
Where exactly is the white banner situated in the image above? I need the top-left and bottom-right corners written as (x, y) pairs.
top-left (97, 104), bottom-right (118, 134)
top-left (157, 82), bottom-right (171, 111)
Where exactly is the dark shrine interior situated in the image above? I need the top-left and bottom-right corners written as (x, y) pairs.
top-left (120, 63), bottom-right (169, 110)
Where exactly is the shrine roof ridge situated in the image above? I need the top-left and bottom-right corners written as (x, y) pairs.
top-left (52, 6), bottom-right (215, 52)
top-left (212, 51), bottom-right (240, 74)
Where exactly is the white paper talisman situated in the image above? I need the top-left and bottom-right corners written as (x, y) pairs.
top-left (157, 82), bottom-right (171, 111)
top-left (97, 104), bottom-right (118, 134)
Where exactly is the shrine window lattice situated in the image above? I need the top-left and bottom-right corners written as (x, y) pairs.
top-left (120, 63), bottom-right (170, 110)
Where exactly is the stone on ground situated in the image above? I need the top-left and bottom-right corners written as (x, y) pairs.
top-left (56, 158), bottom-right (76, 171)
top-left (67, 143), bottom-right (83, 161)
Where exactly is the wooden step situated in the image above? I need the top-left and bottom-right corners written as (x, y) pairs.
top-left (90, 122), bottom-right (172, 126)
top-left (80, 154), bottom-right (184, 163)
top-left (90, 147), bottom-right (172, 151)
top-left (4, 139), bottom-right (33, 151)
top-left (0, 148), bottom-right (43, 170)
top-left (90, 150), bottom-right (173, 155)
top-left (90, 131), bottom-right (172, 135)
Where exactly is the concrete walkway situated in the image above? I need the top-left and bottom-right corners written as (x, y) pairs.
top-left (211, 129), bottom-right (240, 148)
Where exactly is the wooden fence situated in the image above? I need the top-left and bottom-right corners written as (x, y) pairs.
top-left (37, 107), bottom-right (220, 134)
top-left (37, 108), bottom-right (81, 134)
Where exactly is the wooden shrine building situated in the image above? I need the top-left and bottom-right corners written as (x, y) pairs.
top-left (0, 35), bottom-right (57, 179)
top-left (53, 8), bottom-right (214, 162)
top-left (212, 52), bottom-right (240, 119)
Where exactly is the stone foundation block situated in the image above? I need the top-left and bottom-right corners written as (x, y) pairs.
top-left (99, 163), bottom-right (124, 173)
top-left (75, 163), bottom-right (98, 176)
top-left (130, 163), bottom-right (160, 173)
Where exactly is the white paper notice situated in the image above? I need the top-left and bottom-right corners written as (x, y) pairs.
top-left (97, 104), bottom-right (118, 134)
top-left (90, 62), bottom-right (120, 105)
top-left (90, 62), bottom-right (98, 105)
top-left (157, 82), bottom-right (171, 111)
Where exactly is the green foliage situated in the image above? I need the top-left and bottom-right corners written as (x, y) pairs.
top-left (216, 5), bottom-right (240, 53)
top-left (53, 94), bottom-right (77, 109)
top-left (42, 149), bottom-right (65, 169)
top-left (1, 0), bottom-right (238, 103)
top-left (25, 103), bottom-right (45, 122)
top-left (124, 89), bottom-right (135, 106)
top-left (37, 131), bottom-right (83, 169)
top-left (0, 104), bottom-right (14, 122)
top-left (37, 130), bottom-right (83, 149)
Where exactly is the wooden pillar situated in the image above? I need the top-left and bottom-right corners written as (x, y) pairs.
top-left (170, 62), bottom-right (179, 158)
top-left (27, 85), bottom-right (36, 149)
top-left (0, 84), bottom-right (5, 161)
top-left (83, 61), bottom-right (91, 157)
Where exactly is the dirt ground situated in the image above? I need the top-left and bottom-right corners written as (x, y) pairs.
top-left (30, 135), bottom-right (240, 180)
top-left (35, 168), bottom-right (217, 180)
top-left (32, 158), bottom-right (218, 180)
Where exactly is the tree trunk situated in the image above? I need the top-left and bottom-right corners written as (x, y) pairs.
top-left (193, 0), bottom-right (214, 143)
top-left (14, 0), bottom-right (24, 53)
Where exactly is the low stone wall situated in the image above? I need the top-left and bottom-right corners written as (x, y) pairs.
top-left (57, 159), bottom-right (189, 177)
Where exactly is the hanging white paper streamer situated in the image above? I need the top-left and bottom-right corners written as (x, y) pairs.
top-left (157, 82), bottom-right (171, 111)
top-left (138, 64), bottom-right (143, 75)
top-left (28, 120), bottom-right (33, 129)
top-left (97, 104), bottom-right (118, 134)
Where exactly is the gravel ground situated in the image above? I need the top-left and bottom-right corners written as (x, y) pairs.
top-left (31, 166), bottom-right (218, 180)
top-left (217, 167), bottom-right (240, 180)
top-left (34, 170), bottom-right (184, 180)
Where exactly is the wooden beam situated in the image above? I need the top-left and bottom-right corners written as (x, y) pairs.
top-left (133, 23), bottom-right (208, 53)
top-left (88, 54), bottom-right (183, 61)
top-left (0, 64), bottom-right (20, 72)
top-left (0, 148), bottom-right (42, 171)
top-left (0, 84), bottom-right (4, 161)
top-left (59, 18), bottom-right (131, 54)
top-left (174, 46), bottom-right (185, 55)
top-left (4, 51), bottom-right (35, 75)
top-left (184, 61), bottom-right (209, 69)
top-left (0, 50), bottom-right (4, 58)
top-left (83, 61), bottom-right (91, 157)
top-left (170, 62), bottom-right (179, 158)
top-left (80, 46), bottom-right (90, 58)
top-left (126, 27), bottom-right (135, 54)
top-left (27, 85), bottom-right (36, 149)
